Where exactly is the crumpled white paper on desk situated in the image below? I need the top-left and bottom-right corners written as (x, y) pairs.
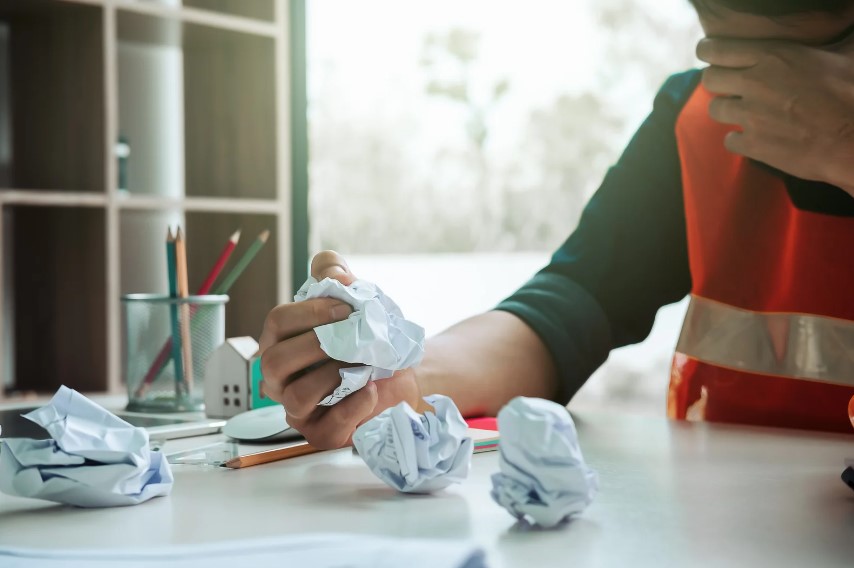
top-left (490, 397), bottom-right (598, 527)
top-left (0, 386), bottom-right (173, 508)
top-left (353, 394), bottom-right (472, 493)
top-left (295, 277), bottom-right (425, 406)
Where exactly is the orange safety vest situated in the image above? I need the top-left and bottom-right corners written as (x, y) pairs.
top-left (668, 85), bottom-right (854, 433)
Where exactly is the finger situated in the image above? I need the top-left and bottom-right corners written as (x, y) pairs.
top-left (260, 331), bottom-right (329, 399)
top-left (697, 38), bottom-right (765, 68)
top-left (708, 96), bottom-right (748, 126)
top-left (702, 66), bottom-right (748, 96)
top-left (280, 361), bottom-right (348, 420)
top-left (305, 382), bottom-right (379, 449)
top-left (258, 298), bottom-right (352, 352)
top-left (311, 250), bottom-right (356, 286)
top-left (723, 130), bottom-right (793, 173)
top-left (723, 130), bottom-right (748, 156)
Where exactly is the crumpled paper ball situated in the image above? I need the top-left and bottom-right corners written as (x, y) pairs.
top-left (490, 397), bottom-right (598, 527)
top-left (0, 386), bottom-right (173, 508)
top-left (295, 277), bottom-right (425, 406)
top-left (353, 394), bottom-right (472, 493)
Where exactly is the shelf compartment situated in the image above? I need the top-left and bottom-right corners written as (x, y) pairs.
top-left (0, 0), bottom-right (105, 193)
top-left (116, 10), bottom-right (277, 200)
top-left (120, 210), bottom-right (277, 346)
top-left (3, 205), bottom-right (107, 394)
top-left (186, 211), bottom-right (277, 340)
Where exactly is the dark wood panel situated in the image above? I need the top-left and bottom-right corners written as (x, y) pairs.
top-left (4, 1), bottom-right (105, 191)
top-left (11, 206), bottom-right (107, 393)
top-left (183, 28), bottom-right (276, 199)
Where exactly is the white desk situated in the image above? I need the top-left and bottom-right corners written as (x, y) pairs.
top-left (1, 409), bottom-right (852, 568)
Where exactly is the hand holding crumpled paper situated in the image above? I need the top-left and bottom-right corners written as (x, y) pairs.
top-left (295, 277), bottom-right (425, 406)
top-left (0, 386), bottom-right (173, 508)
top-left (490, 397), bottom-right (598, 528)
top-left (353, 394), bottom-right (472, 493)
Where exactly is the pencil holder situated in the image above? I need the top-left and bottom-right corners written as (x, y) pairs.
top-left (122, 294), bottom-right (229, 412)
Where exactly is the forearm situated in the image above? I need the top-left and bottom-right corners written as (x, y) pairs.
top-left (414, 310), bottom-right (559, 417)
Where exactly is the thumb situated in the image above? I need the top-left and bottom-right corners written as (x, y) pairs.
top-left (311, 250), bottom-right (357, 286)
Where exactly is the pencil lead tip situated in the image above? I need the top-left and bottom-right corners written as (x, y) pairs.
top-left (230, 229), bottom-right (242, 242)
top-left (258, 229), bottom-right (270, 242)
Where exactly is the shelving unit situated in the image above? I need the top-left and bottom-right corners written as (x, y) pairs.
top-left (0, 0), bottom-right (300, 400)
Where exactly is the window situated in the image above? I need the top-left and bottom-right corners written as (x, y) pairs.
top-left (307, 0), bottom-right (701, 414)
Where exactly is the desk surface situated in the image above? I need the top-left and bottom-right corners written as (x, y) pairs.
top-left (1, 408), bottom-right (852, 568)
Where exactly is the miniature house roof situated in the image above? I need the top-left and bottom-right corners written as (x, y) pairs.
top-left (223, 336), bottom-right (259, 361)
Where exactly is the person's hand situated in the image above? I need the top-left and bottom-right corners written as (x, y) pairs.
top-left (698, 34), bottom-right (854, 197)
top-left (258, 251), bottom-right (422, 449)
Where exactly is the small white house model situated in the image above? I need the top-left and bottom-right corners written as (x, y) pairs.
top-left (204, 336), bottom-right (260, 418)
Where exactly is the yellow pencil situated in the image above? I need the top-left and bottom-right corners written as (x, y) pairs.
top-left (223, 443), bottom-right (322, 469)
top-left (175, 227), bottom-right (194, 395)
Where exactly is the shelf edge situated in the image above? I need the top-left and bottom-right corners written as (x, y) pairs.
top-left (113, 0), bottom-right (279, 38)
top-left (0, 190), bottom-right (108, 207)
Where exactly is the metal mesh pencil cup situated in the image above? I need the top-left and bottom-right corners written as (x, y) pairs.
top-left (122, 294), bottom-right (229, 412)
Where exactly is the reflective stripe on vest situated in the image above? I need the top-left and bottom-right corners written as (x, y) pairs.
top-left (677, 295), bottom-right (854, 386)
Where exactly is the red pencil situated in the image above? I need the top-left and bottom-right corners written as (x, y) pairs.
top-left (197, 229), bottom-right (240, 294)
top-left (134, 229), bottom-right (241, 398)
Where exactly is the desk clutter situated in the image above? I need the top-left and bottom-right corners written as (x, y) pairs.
top-left (294, 276), bottom-right (427, 406)
top-left (0, 387), bottom-right (173, 508)
top-left (0, 385), bottom-right (597, 531)
top-left (124, 227), bottom-right (269, 414)
top-left (0, 274), bottom-right (599, 568)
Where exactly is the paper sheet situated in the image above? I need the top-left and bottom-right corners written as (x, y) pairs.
top-left (490, 397), bottom-right (598, 528)
top-left (0, 534), bottom-right (486, 568)
top-left (353, 394), bottom-right (473, 493)
top-left (294, 277), bottom-right (425, 406)
top-left (0, 386), bottom-right (173, 508)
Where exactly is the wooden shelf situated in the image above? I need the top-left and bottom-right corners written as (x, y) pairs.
top-left (0, 190), bottom-right (108, 207)
top-left (117, 194), bottom-right (280, 213)
top-left (0, 0), bottom-right (292, 399)
top-left (3, 205), bottom-right (108, 393)
top-left (115, 1), bottom-right (277, 37)
top-left (117, 9), bottom-right (277, 200)
top-left (0, 0), bottom-right (105, 193)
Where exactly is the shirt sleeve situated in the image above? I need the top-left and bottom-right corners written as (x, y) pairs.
top-left (495, 69), bottom-right (702, 404)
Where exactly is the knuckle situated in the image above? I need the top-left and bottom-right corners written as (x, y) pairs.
top-left (259, 355), bottom-right (284, 400)
top-left (309, 299), bottom-right (331, 324)
top-left (305, 429), bottom-right (345, 450)
top-left (263, 304), bottom-right (287, 338)
top-left (282, 383), bottom-right (313, 419)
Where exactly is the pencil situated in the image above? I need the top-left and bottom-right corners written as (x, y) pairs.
top-left (136, 228), bottom-right (242, 397)
top-left (175, 227), bottom-right (194, 395)
top-left (166, 228), bottom-right (184, 393)
top-left (223, 442), bottom-right (322, 469)
top-left (198, 229), bottom-right (241, 295)
top-left (213, 229), bottom-right (270, 294)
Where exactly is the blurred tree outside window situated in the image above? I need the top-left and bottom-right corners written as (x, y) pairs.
top-left (307, 0), bottom-right (701, 414)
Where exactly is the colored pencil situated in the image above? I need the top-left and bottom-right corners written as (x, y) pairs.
top-left (223, 442), bottom-right (322, 469)
top-left (175, 227), bottom-right (194, 395)
top-left (135, 228), bottom-right (242, 398)
top-left (166, 228), bottom-right (184, 393)
top-left (198, 229), bottom-right (240, 295)
top-left (214, 229), bottom-right (270, 294)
